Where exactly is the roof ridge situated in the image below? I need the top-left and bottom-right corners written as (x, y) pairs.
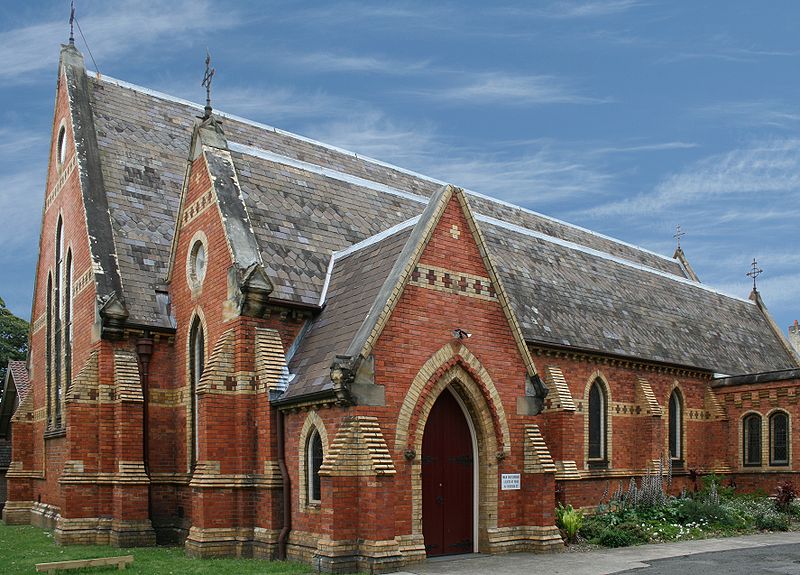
top-left (477, 214), bottom-right (754, 306)
top-left (319, 216), bottom-right (420, 306)
top-left (89, 72), bottom-right (680, 267)
top-left (229, 140), bottom-right (754, 305)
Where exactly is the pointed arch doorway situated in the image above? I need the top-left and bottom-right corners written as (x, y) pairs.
top-left (422, 388), bottom-right (476, 556)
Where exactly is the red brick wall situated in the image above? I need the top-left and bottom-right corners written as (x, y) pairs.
top-left (15, 65), bottom-right (99, 516)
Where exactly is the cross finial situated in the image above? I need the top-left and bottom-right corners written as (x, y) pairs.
top-left (201, 49), bottom-right (215, 119)
top-left (69, 1), bottom-right (75, 45)
top-left (673, 224), bottom-right (686, 250)
top-left (746, 258), bottom-right (763, 292)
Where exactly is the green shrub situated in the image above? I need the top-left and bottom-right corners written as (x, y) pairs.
top-left (579, 517), bottom-right (605, 542)
top-left (555, 503), bottom-right (584, 543)
top-left (594, 522), bottom-right (648, 547)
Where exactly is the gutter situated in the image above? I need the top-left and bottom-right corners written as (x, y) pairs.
top-left (136, 334), bottom-right (154, 525)
top-left (276, 409), bottom-right (291, 560)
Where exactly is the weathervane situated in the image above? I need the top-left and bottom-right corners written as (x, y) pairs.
top-left (69, 0), bottom-right (75, 45)
top-left (746, 258), bottom-right (763, 292)
top-left (202, 50), bottom-right (215, 119)
top-left (673, 224), bottom-right (686, 250)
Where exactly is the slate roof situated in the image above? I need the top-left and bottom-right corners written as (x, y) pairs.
top-left (7, 361), bottom-right (30, 404)
top-left (75, 67), bottom-right (799, 381)
top-left (286, 225), bottom-right (413, 400)
top-left (0, 361), bottom-right (29, 443)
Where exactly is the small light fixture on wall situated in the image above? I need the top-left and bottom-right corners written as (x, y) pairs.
top-left (452, 328), bottom-right (472, 340)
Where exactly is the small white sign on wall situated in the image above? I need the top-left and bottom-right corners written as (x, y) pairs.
top-left (501, 473), bottom-right (521, 490)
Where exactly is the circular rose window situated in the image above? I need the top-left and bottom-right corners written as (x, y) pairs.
top-left (189, 240), bottom-right (207, 287)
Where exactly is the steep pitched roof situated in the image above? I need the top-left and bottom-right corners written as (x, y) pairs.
top-left (66, 58), bottom-right (797, 377)
top-left (286, 221), bottom-right (414, 401)
top-left (0, 361), bottom-right (30, 439)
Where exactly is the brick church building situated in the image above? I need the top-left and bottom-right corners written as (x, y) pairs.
top-left (3, 41), bottom-right (800, 573)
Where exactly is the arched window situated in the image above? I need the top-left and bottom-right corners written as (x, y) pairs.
top-left (307, 429), bottom-right (323, 503)
top-left (588, 380), bottom-right (607, 464)
top-left (64, 250), bottom-right (73, 395)
top-left (53, 218), bottom-right (63, 427)
top-left (743, 413), bottom-right (762, 467)
top-left (770, 411), bottom-right (789, 466)
top-left (189, 317), bottom-right (205, 468)
top-left (46, 274), bottom-right (53, 428)
top-left (668, 389), bottom-right (683, 461)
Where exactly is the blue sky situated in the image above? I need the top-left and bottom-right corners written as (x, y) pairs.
top-left (0, 0), bottom-right (798, 338)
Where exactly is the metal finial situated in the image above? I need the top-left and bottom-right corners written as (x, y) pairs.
top-left (69, 0), bottom-right (75, 45)
top-left (673, 224), bottom-right (686, 250)
top-left (746, 258), bottom-right (763, 291)
top-left (201, 49), bottom-right (215, 119)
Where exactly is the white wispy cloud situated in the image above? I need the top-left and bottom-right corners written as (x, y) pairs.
top-left (584, 139), bottom-right (800, 218)
top-left (696, 100), bottom-right (800, 129)
top-left (210, 85), bottom-right (358, 122)
top-left (590, 141), bottom-right (698, 154)
top-left (0, 0), bottom-right (241, 82)
top-left (411, 72), bottom-right (609, 106)
top-left (309, 112), bottom-right (614, 205)
top-left (0, 168), bottom-right (46, 250)
top-left (288, 52), bottom-right (430, 75)
top-left (538, 0), bottom-right (645, 18)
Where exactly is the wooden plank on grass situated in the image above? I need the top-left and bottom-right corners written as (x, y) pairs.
top-left (35, 555), bottom-right (134, 573)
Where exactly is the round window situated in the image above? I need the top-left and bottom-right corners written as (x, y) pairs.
top-left (57, 125), bottom-right (67, 166)
top-left (189, 240), bottom-right (207, 286)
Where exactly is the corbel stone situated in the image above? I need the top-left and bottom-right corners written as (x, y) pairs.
top-left (517, 373), bottom-right (549, 415)
top-left (238, 263), bottom-right (273, 318)
top-left (98, 292), bottom-right (128, 341)
top-left (329, 355), bottom-right (356, 406)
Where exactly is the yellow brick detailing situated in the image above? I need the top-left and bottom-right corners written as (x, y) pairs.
top-left (195, 328), bottom-right (262, 394)
top-left (360, 187), bottom-right (452, 358)
top-left (188, 461), bottom-right (281, 489)
top-left (114, 350), bottom-right (144, 403)
top-left (319, 416), bottom-right (396, 477)
top-left (582, 371), bottom-right (613, 469)
top-left (255, 328), bottom-right (289, 392)
top-left (11, 381), bottom-right (35, 424)
top-left (60, 460), bottom-right (151, 486)
top-left (394, 342), bottom-right (510, 454)
top-left (636, 377), bottom-right (662, 416)
top-left (554, 461), bottom-right (581, 480)
top-left (65, 351), bottom-right (98, 402)
top-left (543, 366), bottom-right (575, 411)
top-left (485, 525), bottom-right (564, 554)
top-left (409, 263), bottom-right (498, 302)
top-left (180, 186), bottom-right (216, 228)
top-left (32, 313), bottom-right (46, 334)
top-left (73, 267), bottom-right (93, 297)
top-left (298, 411), bottom-right (328, 508)
top-left (6, 461), bottom-right (45, 479)
top-left (407, 364), bottom-right (501, 537)
top-left (358, 186), bottom-right (540, 380)
top-left (149, 387), bottom-right (186, 407)
top-left (45, 154), bottom-right (77, 210)
top-left (523, 425), bottom-right (556, 474)
top-left (705, 386), bottom-right (726, 420)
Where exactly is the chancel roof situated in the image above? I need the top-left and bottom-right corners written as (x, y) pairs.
top-left (79, 69), bottom-right (798, 379)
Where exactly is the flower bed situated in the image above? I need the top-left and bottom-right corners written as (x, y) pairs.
top-left (557, 471), bottom-right (800, 548)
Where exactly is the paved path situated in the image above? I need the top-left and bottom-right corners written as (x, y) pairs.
top-left (389, 532), bottom-right (800, 575)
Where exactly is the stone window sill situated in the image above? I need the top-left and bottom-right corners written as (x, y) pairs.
top-left (44, 427), bottom-right (66, 440)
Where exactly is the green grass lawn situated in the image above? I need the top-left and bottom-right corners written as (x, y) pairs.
top-left (0, 522), bottom-right (310, 575)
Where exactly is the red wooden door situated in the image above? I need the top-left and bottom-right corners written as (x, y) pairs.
top-left (422, 390), bottom-right (474, 556)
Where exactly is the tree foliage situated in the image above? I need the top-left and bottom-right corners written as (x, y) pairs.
top-left (0, 297), bottom-right (29, 383)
